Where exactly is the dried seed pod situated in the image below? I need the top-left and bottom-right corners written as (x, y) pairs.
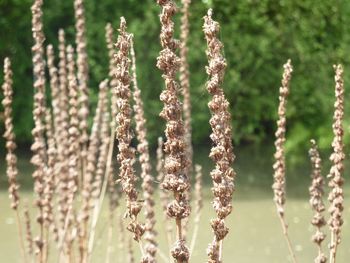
top-left (156, 0), bottom-right (191, 261)
top-left (57, 30), bottom-right (71, 231)
top-left (131, 39), bottom-right (157, 262)
top-left (24, 201), bottom-right (34, 256)
top-left (114, 17), bottom-right (145, 242)
top-left (272, 59), bottom-right (293, 216)
top-left (105, 21), bottom-right (120, 220)
top-left (66, 45), bottom-right (80, 228)
top-left (309, 140), bottom-right (327, 263)
top-left (74, 0), bottom-right (89, 157)
top-left (203, 9), bottom-right (236, 263)
top-left (43, 109), bottom-right (58, 241)
top-left (2, 58), bottom-right (20, 211)
top-left (179, 0), bottom-right (192, 170)
top-left (31, 0), bottom-right (47, 257)
top-left (156, 137), bottom-right (173, 251)
top-left (271, 58), bottom-right (296, 263)
top-left (328, 64), bottom-right (345, 263)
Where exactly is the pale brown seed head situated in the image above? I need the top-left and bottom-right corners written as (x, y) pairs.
top-left (74, 0), bottom-right (89, 153)
top-left (156, 0), bottom-right (191, 260)
top-left (2, 58), bottom-right (20, 210)
top-left (131, 38), bottom-right (157, 261)
top-left (328, 64), bottom-right (345, 254)
top-left (24, 201), bottom-right (34, 255)
top-left (203, 9), bottom-right (236, 263)
top-left (179, 0), bottom-right (193, 173)
top-left (272, 59), bottom-right (293, 216)
top-left (31, 0), bottom-right (47, 254)
top-left (114, 17), bottom-right (145, 242)
top-left (309, 140), bottom-right (327, 262)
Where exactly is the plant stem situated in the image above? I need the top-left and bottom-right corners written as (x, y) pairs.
top-left (87, 126), bottom-right (115, 259)
top-left (16, 210), bottom-right (28, 263)
top-left (277, 212), bottom-right (297, 263)
top-left (329, 231), bottom-right (338, 263)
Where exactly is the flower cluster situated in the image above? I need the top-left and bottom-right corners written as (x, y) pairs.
top-left (115, 17), bottom-right (145, 242)
top-left (203, 9), bottom-right (236, 263)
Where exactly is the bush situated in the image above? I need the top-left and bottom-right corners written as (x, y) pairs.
top-left (1, 0), bottom-right (350, 152)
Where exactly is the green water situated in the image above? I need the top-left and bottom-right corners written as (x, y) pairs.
top-left (1, 145), bottom-right (350, 262)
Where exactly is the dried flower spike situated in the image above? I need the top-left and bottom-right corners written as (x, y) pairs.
top-left (2, 58), bottom-right (20, 210)
top-left (74, 0), bottom-right (89, 161)
top-left (31, 0), bottom-right (47, 258)
top-left (328, 64), bottom-right (345, 263)
top-left (180, 0), bottom-right (193, 171)
top-left (114, 17), bottom-right (145, 242)
top-left (156, 0), bottom-right (191, 261)
top-left (57, 31), bottom-right (70, 218)
top-left (272, 59), bottom-right (292, 216)
top-left (203, 9), bottom-right (236, 263)
top-left (43, 109), bottom-right (58, 241)
top-left (271, 59), bottom-right (297, 262)
top-left (309, 140), bottom-right (327, 263)
top-left (156, 137), bottom-right (173, 254)
top-left (67, 44), bottom-right (80, 198)
top-left (24, 201), bottom-right (34, 256)
top-left (2, 58), bottom-right (27, 262)
top-left (131, 38), bottom-right (158, 262)
top-left (105, 23), bottom-right (119, 122)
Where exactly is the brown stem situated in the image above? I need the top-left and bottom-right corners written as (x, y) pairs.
top-left (277, 213), bottom-right (297, 263)
top-left (16, 211), bottom-right (28, 263)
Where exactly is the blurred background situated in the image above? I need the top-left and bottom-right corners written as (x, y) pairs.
top-left (0, 0), bottom-right (350, 262)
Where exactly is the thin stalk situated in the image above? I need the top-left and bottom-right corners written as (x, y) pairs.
top-left (277, 214), bottom-right (297, 263)
top-left (16, 211), bottom-right (28, 263)
top-left (87, 125), bottom-right (115, 258)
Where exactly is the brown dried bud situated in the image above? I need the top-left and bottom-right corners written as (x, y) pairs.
top-left (203, 9), bottom-right (236, 262)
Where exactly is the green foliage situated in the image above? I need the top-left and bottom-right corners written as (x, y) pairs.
top-left (1, 0), bottom-right (350, 152)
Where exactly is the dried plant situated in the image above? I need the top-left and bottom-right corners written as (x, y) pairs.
top-left (45, 45), bottom-right (60, 243)
top-left (2, 58), bottom-right (20, 210)
top-left (105, 22), bottom-right (121, 263)
top-left (189, 164), bottom-right (203, 253)
top-left (131, 38), bottom-right (158, 262)
top-left (156, 137), bottom-right (173, 256)
top-left (43, 109), bottom-right (59, 242)
top-left (46, 45), bottom-right (61, 146)
top-left (105, 23), bottom-right (119, 124)
top-left (57, 45), bottom-right (80, 259)
top-left (309, 140), bottom-right (327, 263)
top-left (105, 23), bottom-right (115, 81)
top-left (74, 0), bottom-right (89, 162)
top-left (179, 0), bottom-right (192, 241)
top-left (127, 232), bottom-right (135, 263)
top-left (57, 29), bottom-right (71, 234)
top-left (118, 214), bottom-right (127, 263)
top-left (328, 64), bottom-right (345, 263)
top-left (87, 81), bottom-right (111, 258)
top-left (92, 88), bottom-right (111, 201)
top-left (114, 17), bottom-right (145, 244)
top-left (66, 45), bottom-right (80, 201)
top-left (180, 0), bottom-right (193, 170)
top-left (79, 79), bottom-right (108, 262)
top-left (271, 59), bottom-right (296, 262)
top-left (105, 22), bottom-right (118, 209)
top-left (203, 9), bottom-right (236, 263)
top-left (7, 1), bottom-right (350, 263)
top-left (57, 29), bottom-right (70, 172)
top-left (24, 201), bottom-right (34, 257)
top-left (156, 0), bottom-right (191, 261)
top-left (2, 57), bottom-right (27, 262)
top-left (31, 0), bottom-right (47, 259)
